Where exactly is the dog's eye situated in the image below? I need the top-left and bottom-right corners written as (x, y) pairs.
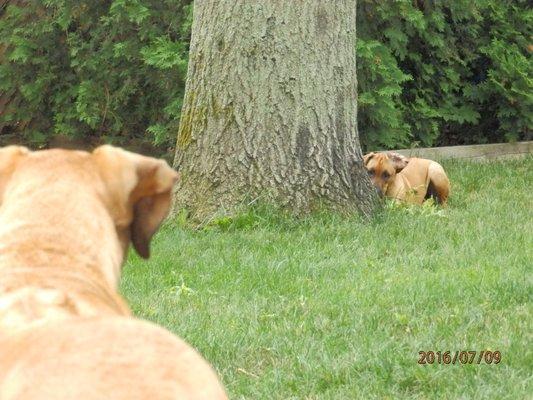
top-left (382, 171), bottom-right (390, 179)
top-left (367, 169), bottom-right (375, 176)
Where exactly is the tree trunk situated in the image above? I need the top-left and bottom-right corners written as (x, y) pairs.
top-left (173, 0), bottom-right (378, 220)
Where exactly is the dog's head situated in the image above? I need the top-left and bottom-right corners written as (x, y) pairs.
top-left (0, 145), bottom-right (30, 204)
top-left (363, 152), bottom-right (409, 196)
top-left (0, 145), bottom-right (178, 260)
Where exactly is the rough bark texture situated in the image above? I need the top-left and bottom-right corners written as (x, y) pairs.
top-left (173, 0), bottom-right (378, 220)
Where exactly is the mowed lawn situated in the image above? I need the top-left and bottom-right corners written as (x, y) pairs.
top-left (121, 157), bottom-right (532, 399)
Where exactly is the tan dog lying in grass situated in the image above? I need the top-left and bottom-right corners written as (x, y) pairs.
top-left (0, 145), bottom-right (227, 400)
top-left (363, 152), bottom-right (450, 205)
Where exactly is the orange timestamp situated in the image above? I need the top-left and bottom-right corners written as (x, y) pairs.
top-left (418, 350), bottom-right (501, 365)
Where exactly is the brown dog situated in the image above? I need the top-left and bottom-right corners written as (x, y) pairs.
top-left (0, 145), bottom-right (227, 399)
top-left (363, 152), bottom-right (450, 205)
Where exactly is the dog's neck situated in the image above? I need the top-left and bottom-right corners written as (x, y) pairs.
top-left (0, 180), bottom-right (125, 291)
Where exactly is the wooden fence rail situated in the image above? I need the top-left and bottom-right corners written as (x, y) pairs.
top-left (391, 141), bottom-right (532, 161)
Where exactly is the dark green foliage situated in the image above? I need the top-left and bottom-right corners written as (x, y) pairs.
top-left (0, 0), bottom-right (192, 153)
top-left (357, 0), bottom-right (532, 150)
top-left (0, 0), bottom-right (531, 153)
top-left (357, 38), bottom-right (412, 149)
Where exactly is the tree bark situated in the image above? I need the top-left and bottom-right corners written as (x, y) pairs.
top-left (173, 0), bottom-right (378, 220)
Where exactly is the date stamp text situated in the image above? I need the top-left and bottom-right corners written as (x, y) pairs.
top-left (418, 351), bottom-right (501, 365)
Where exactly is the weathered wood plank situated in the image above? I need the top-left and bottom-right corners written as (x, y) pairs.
top-left (391, 141), bottom-right (532, 161)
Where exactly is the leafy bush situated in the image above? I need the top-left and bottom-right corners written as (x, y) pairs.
top-left (357, 0), bottom-right (532, 150)
top-left (357, 38), bottom-right (412, 150)
top-left (0, 0), bottom-right (192, 153)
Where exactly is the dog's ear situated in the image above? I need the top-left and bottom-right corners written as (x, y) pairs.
top-left (0, 146), bottom-right (30, 205)
top-left (363, 152), bottom-right (375, 166)
top-left (93, 145), bottom-right (179, 259)
top-left (387, 152), bottom-right (409, 172)
top-left (129, 159), bottom-right (179, 259)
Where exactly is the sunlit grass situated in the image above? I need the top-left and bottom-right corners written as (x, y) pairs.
top-left (121, 157), bottom-right (532, 399)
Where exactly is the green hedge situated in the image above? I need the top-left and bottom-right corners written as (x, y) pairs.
top-left (357, 0), bottom-right (532, 150)
top-left (0, 0), bottom-right (531, 154)
top-left (0, 0), bottom-right (192, 154)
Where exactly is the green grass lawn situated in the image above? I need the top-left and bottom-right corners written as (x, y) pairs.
top-left (121, 157), bottom-right (532, 399)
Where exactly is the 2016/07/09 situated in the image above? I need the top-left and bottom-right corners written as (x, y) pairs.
top-left (418, 351), bottom-right (501, 365)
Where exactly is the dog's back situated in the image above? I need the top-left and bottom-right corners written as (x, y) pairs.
top-left (1, 318), bottom-right (225, 400)
top-left (389, 157), bottom-right (449, 204)
top-left (362, 151), bottom-right (450, 205)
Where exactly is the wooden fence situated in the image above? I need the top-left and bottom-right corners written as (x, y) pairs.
top-left (392, 141), bottom-right (532, 161)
